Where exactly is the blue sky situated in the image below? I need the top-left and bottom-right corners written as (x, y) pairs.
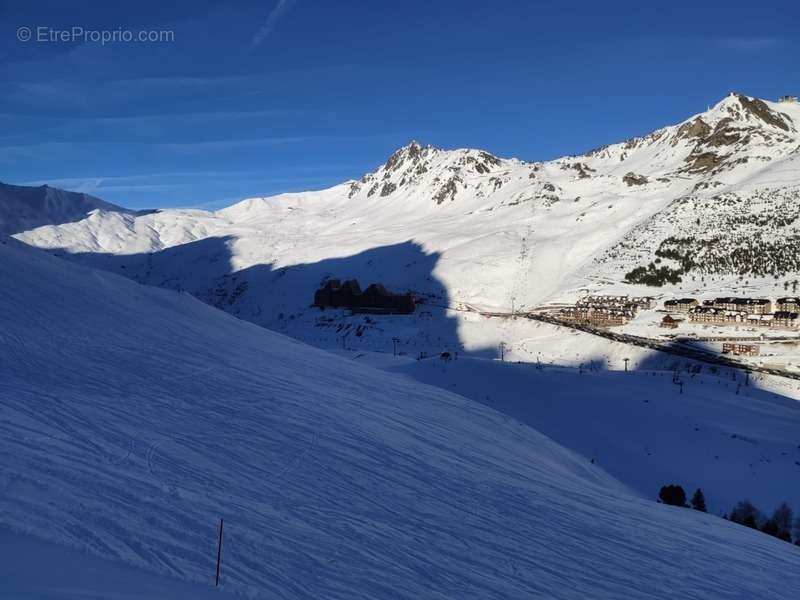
top-left (1, 0), bottom-right (798, 209)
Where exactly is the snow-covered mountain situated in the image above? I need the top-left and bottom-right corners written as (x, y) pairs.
top-left (0, 182), bottom-right (128, 237)
top-left (9, 93), bottom-right (800, 302)
top-left (5, 93), bottom-right (800, 361)
top-left (2, 235), bottom-right (800, 598)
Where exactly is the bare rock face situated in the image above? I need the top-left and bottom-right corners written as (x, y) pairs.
top-left (737, 94), bottom-right (792, 132)
top-left (676, 117), bottom-right (711, 141)
top-left (465, 151), bottom-right (501, 174)
top-left (384, 141), bottom-right (427, 173)
top-left (683, 151), bottom-right (723, 173)
top-left (432, 176), bottom-right (461, 205)
top-left (704, 118), bottom-right (741, 147)
top-left (561, 162), bottom-right (596, 178)
top-left (623, 172), bottom-right (648, 186)
top-left (380, 182), bottom-right (397, 197)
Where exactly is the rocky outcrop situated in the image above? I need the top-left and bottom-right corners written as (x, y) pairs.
top-left (561, 162), bottom-right (596, 178)
top-left (684, 151), bottom-right (724, 173)
top-left (675, 117), bottom-right (711, 141)
top-left (738, 94), bottom-right (792, 132)
top-left (704, 118), bottom-right (742, 147)
top-left (380, 182), bottom-right (397, 197)
top-left (433, 176), bottom-right (461, 204)
top-left (623, 172), bottom-right (648, 186)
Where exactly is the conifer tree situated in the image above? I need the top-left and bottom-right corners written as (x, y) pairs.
top-left (771, 503), bottom-right (793, 542)
top-left (730, 500), bottom-right (762, 529)
top-left (658, 484), bottom-right (687, 507)
top-left (690, 488), bottom-right (707, 513)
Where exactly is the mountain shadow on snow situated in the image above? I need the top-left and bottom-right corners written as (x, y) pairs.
top-left (52, 236), bottom-right (498, 359)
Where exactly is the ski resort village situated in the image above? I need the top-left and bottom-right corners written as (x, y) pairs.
top-left (3, 3), bottom-right (800, 595)
top-left (543, 292), bottom-right (800, 369)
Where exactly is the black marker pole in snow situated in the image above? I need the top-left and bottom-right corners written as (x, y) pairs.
top-left (215, 518), bottom-right (224, 587)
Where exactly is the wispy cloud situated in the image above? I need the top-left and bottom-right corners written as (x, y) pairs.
top-left (713, 36), bottom-right (788, 51)
top-left (251, 0), bottom-right (296, 48)
top-left (19, 165), bottom-right (359, 190)
top-left (2, 63), bottom-right (357, 111)
top-left (0, 136), bottom-right (313, 160)
top-left (0, 133), bottom-right (407, 160)
top-left (157, 135), bottom-right (318, 153)
top-left (17, 164), bottom-right (362, 197)
top-left (0, 108), bottom-right (309, 123)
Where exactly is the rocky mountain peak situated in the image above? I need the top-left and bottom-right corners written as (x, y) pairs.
top-left (709, 93), bottom-right (794, 132)
top-left (671, 93), bottom-right (799, 175)
top-left (383, 140), bottom-right (434, 173)
top-left (346, 141), bottom-right (510, 203)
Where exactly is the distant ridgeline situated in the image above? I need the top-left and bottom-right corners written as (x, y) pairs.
top-left (314, 279), bottom-right (416, 314)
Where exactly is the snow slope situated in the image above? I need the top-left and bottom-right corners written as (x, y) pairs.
top-left (0, 529), bottom-right (231, 600)
top-left (2, 237), bottom-right (800, 598)
top-left (354, 351), bottom-right (800, 515)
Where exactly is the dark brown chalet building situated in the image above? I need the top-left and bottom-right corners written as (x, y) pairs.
top-left (314, 279), bottom-right (415, 314)
top-left (660, 315), bottom-right (681, 328)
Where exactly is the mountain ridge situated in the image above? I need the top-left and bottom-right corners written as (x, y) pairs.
top-left (0, 181), bottom-right (128, 237)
